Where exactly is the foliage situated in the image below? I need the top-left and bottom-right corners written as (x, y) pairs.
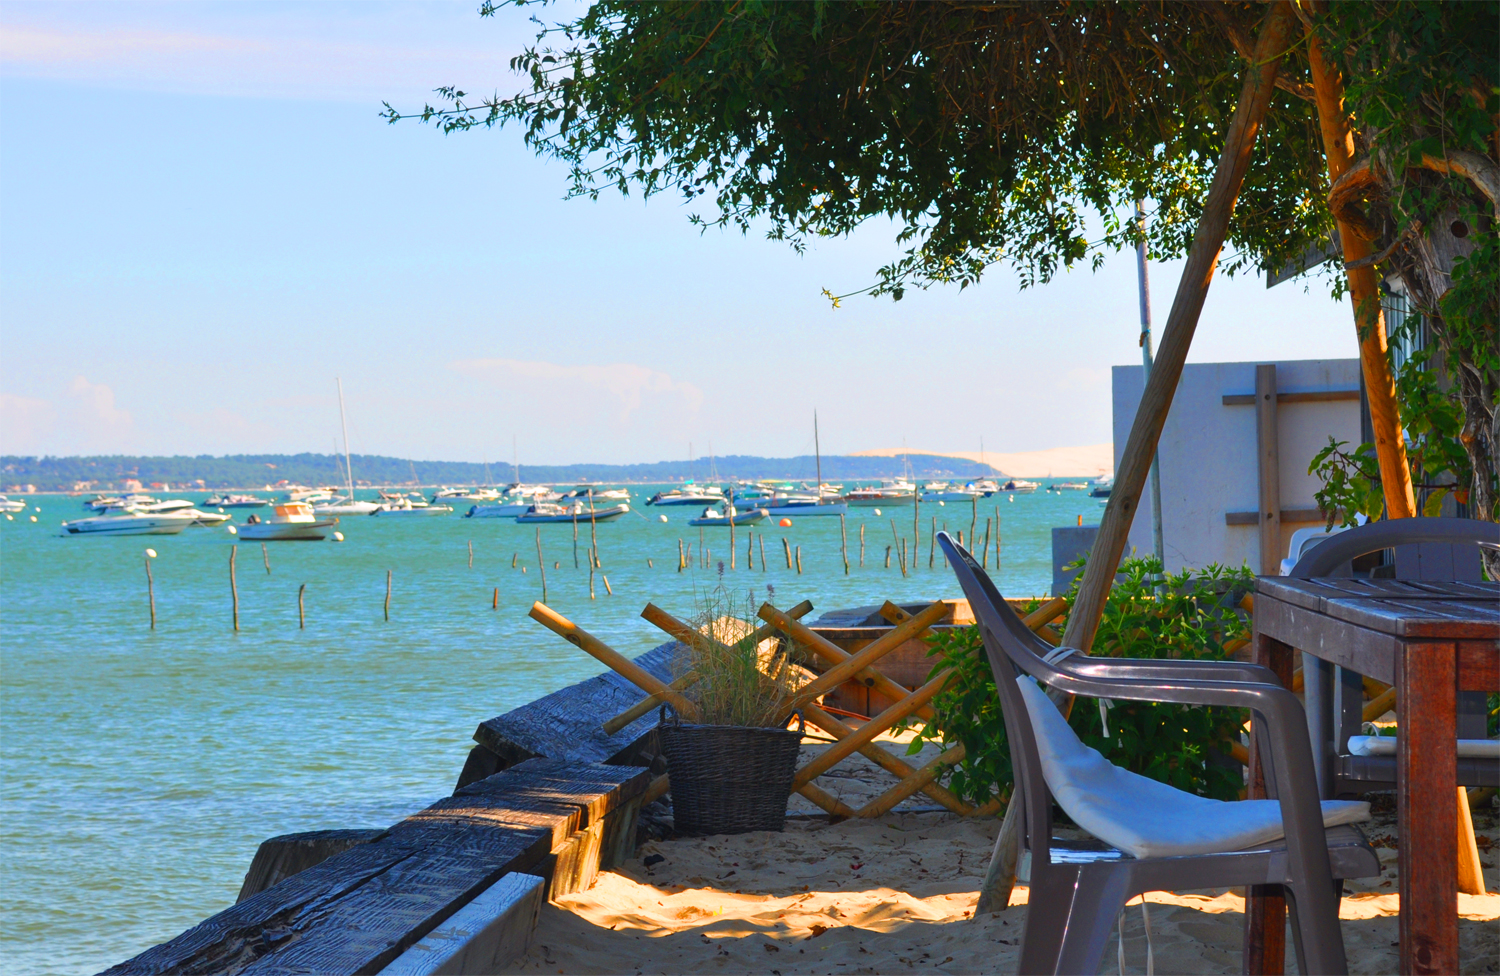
top-left (676, 578), bottom-right (802, 728)
top-left (906, 557), bottom-right (1253, 807)
top-left (385, 1), bottom-right (1327, 298)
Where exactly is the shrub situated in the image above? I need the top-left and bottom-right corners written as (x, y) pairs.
top-left (675, 578), bottom-right (803, 728)
top-left (907, 556), bottom-right (1253, 806)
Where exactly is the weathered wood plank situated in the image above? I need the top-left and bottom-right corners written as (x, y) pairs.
top-left (377, 873), bottom-right (545, 976)
top-left (1397, 641), bottom-right (1459, 975)
top-left (239, 830), bottom-right (387, 904)
top-left (459, 641), bottom-right (680, 790)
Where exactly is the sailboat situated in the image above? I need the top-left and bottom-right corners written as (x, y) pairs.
top-left (315, 379), bottom-right (380, 516)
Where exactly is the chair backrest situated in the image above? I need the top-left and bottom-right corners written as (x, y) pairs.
top-left (1287, 517), bottom-right (1496, 578)
top-left (938, 532), bottom-right (1072, 883)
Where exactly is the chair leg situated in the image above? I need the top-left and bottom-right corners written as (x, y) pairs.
top-left (1284, 881), bottom-right (1348, 976)
top-left (1018, 868), bottom-right (1078, 976)
top-left (1050, 865), bottom-right (1133, 976)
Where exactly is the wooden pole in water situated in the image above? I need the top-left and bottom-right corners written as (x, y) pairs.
top-left (839, 513), bottom-right (849, 575)
top-left (758, 534), bottom-right (766, 573)
top-left (572, 507), bottom-right (580, 568)
top-left (747, 531), bottom-right (754, 570)
top-left (795, 545), bottom-right (802, 575)
top-left (602, 574), bottom-right (613, 596)
top-left (699, 528), bottom-right (705, 568)
top-left (860, 523), bottom-right (865, 567)
top-left (468, 540), bottom-right (473, 569)
top-left (970, 496), bottom-right (977, 554)
top-left (981, 518), bottom-right (991, 570)
top-left (929, 516), bottom-right (937, 568)
top-left (589, 561), bottom-right (596, 599)
top-left (677, 538), bottom-right (684, 572)
top-left (492, 586), bottom-right (499, 610)
top-left (884, 545), bottom-right (891, 569)
top-left (145, 555), bottom-right (156, 630)
top-left (261, 541), bottom-right (270, 575)
top-left (384, 569), bottom-right (392, 621)
top-left (298, 583), bottom-right (306, 629)
top-left (782, 537), bottom-right (792, 569)
top-left (648, 557), bottom-right (654, 569)
top-left (890, 519), bottom-right (906, 578)
top-left (512, 552), bottom-right (518, 568)
top-left (589, 500), bottom-right (600, 568)
top-left (230, 545), bottom-right (239, 632)
top-left (535, 527), bottom-right (547, 603)
top-left (995, 507), bottom-right (1001, 573)
top-left (900, 537), bottom-right (908, 576)
top-left (729, 507), bottom-right (736, 570)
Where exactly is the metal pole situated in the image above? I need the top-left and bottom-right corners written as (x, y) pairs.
top-left (1136, 199), bottom-right (1165, 567)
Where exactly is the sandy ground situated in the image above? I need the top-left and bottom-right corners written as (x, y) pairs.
top-left (506, 731), bottom-right (1500, 975)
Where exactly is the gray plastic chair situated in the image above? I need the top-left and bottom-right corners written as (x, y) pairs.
top-left (1288, 517), bottom-right (1499, 798)
top-left (939, 533), bottom-right (1378, 975)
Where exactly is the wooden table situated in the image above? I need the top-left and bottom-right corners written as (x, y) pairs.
top-left (1246, 577), bottom-right (1500, 975)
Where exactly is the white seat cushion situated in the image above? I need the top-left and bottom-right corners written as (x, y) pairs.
top-left (1016, 676), bottom-right (1370, 859)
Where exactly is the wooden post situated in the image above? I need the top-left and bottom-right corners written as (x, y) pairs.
top-left (492, 586), bottom-right (499, 610)
top-left (985, 0), bottom-right (1300, 917)
top-left (468, 540), bottom-right (473, 569)
top-left (782, 537), bottom-right (792, 569)
top-left (699, 528), bottom-right (705, 568)
top-left (794, 545), bottom-right (802, 575)
top-left (589, 561), bottom-right (595, 600)
top-left (981, 518), bottom-right (991, 570)
top-left (885, 545), bottom-right (892, 569)
top-left (759, 534), bottom-right (767, 573)
top-left (1062, 0), bottom-right (1297, 660)
top-left (512, 553), bottom-right (518, 569)
top-left (995, 509), bottom-right (1001, 573)
top-left (901, 538), bottom-right (908, 576)
top-left (573, 507), bottom-right (580, 568)
top-left (747, 531), bottom-right (754, 570)
top-left (1306, 20), bottom-right (1416, 520)
top-left (840, 514), bottom-right (849, 575)
top-left (261, 541), bottom-right (270, 575)
top-left (859, 523), bottom-right (865, 566)
top-left (913, 490), bottom-right (920, 574)
top-left (729, 508), bottom-right (736, 570)
top-left (970, 496), bottom-right (977, 554)
top-left (648, 557), bottom-right (654, 569)
top-left (298, 583), bottom-right (306, 629)
top-left (145, 556), bottom-right (155, 630)
top-left (384, 569), bottom-right (392, 622)
top-left (677, 538), bottom-right (684, 572)
top-left (230, 545), bottom-right (239, 632)
top-left (535, 528), bottom-right (546, 603)
top-left (589, 504), bottom-right (600, 568)
top-left (1397, 640), bottom-right (1459, 974)
top-left (1256, 364), bottom-right (1283, 575)
top-left (528, 602), bottom-right (702, 720)
top-left (602, 574), bottom-right (612, 597)
top-left (890, 519), bottom-right (906, 577)
top-left (929, 516), bottom-right (937, 569)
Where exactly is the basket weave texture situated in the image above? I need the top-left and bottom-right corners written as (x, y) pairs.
top-left (660, 723), bottom-right (802, 835)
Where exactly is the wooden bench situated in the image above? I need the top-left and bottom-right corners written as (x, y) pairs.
top-left (103, 759), bottom-right (650, 976)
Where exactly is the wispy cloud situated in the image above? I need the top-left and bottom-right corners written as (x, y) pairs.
top-left (68, 375), bottom-right (132, 428)
top-left (450, 357), bottom-right (705, 424)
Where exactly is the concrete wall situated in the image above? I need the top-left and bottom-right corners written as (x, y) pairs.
top-left (1112, 359), bottom-right (1362, 575)
top-left (1052, 525), bottom-right (1099, 596)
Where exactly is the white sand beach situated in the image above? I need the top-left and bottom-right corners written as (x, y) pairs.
top-left (852, 445), bottom-right (1114, 480)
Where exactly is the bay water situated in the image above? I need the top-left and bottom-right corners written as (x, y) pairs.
top-left (0, 485), bottom-right (1102, 974)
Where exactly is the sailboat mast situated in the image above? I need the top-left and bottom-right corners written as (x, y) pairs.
top-left (336, 378), bottom-right (354, 500)
top-left (814, 410), bottom-right (822, 498)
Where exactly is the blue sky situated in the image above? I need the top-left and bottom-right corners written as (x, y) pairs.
top-left (1, 1), bottom-right (1359, 465)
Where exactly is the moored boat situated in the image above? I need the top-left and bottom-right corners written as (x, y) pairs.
top-left (371, 498), bottom-right (454, 517)
top-left (516, 502), bottom-right (630, 524)
top-left (0, 495), bottom-right (28, 513)
top-left (202, 493), bottom-right (268, 509)
top-left (62, 508), bottom-right (196, 536)
top-left (237, 503), bottom-right (338, 540)
top-left (843, 479), bottom-right (917, 506)
top-left (645, 485), bottom-right (725, 506)
top-left (1002, 479), bottom-right (1040, 494)
top-left (688, 504), bottom-right (769, 527)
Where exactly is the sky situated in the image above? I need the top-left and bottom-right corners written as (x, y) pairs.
top-left (0, 1), bottom-right (1360, 466)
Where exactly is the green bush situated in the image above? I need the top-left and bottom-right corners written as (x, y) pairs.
top-left (907, 556), bottom-right (1254, 807)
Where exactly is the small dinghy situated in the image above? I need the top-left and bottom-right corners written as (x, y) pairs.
top-left (688, 505), bottom-right (768, 527)
top-left (237, 503), bottom-right (338, 541)
top-left (516, 502), bottom-right (630, 524)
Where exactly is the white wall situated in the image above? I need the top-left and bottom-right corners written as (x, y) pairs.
top-left (1112, 359), bottom-right (1362, 574)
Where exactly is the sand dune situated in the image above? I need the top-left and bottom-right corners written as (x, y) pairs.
top-left (852, 444), bottom-right (1113, 479)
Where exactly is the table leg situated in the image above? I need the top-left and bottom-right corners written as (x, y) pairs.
top-left (1244, 630), bottom-right (1294, 976)
top-left (1302, 652), bottom-right (1335, 798)
top-left (1397, 640), bottom-right (1458, 975)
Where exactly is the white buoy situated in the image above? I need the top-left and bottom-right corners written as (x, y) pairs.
top-left (1009, 495), bottom-right (1015, 502)
top-left (938, 500), bottom-right (945, 507)
top-left (29, 515), bottom-right (37, 522)
top-left (4, 514), bottom-right (10, 521)
top-left (145, 548), bottom-right (157, 559)
top-left (332, 531), bottom-right (345, 542)
top-left (658, 514), bottom-right (668, 523)
top-left (873, 508), bottom-right (882, 516)
top-left (226, 525), bottom-right (238, 535)
top-left (33, 506), bottom-right (40, 512)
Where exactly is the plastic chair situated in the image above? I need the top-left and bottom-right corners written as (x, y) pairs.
top-left (1287, 517), bottom-right (1499, 798)
top-left (938, 533), bottom-right (1378, 975)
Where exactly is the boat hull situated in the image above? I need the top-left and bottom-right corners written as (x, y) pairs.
top-left (646, 494), bottom-right (724, 506)
top-left (237, 522), bottom-right (336, 540)
top-left (372, 504), bottom-right (455, 517)
top-left (63, 516), bottom-right (194, 536)
top-left (464, 503), bottom-right (533, 518)
top-left (844, 494), bottom-right (915, 507)
top-left (516, 504), bottom-right (630, 524)
top-left (755, 501), bottom-right (848, 517)
top-left (689, 509), bottom-right (768, 527)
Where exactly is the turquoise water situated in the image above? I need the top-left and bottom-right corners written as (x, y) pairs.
top-left (0, 486), bottom-right (1101, 974)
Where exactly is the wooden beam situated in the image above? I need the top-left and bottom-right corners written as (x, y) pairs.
top-left (1306, 10), bottom-right (1416, 519)
top-left (528, 602), bottom-right (701, 721)
top-left (1221, 389), bottom-right (1360, 405)
top-left (1257, 364), bottom-right (1283, 576)
top-left (1226, 508), bottom-right (1331, 526)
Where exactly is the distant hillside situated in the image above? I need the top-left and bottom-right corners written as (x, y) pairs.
top-left (1, 453), bottom-right (1005, 492)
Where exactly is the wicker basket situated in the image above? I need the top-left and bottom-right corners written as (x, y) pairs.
top-left (659, 716), bottom-right (803, 836)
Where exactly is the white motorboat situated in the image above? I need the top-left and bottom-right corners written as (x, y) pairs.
top-left (134, 498), bottom-right (197, 513)
top-left (433, 486), bottom-right (502, 503)
top-left (287, 485), bottom-right (341, 504)
top-left (1048, 482), bottom-right (1090, 492)
top-left (0, 495), bottom-right (27, 513)
top-left (732, 489), bottom-right (846, 517)
top-left (844, 479), bottom-right (917, 506)
top-left (645, 485), bottom-right (725, 506)
top-left (202, 493), bottom-right (268, 509)
top-left (314, 496), bottom-right (381, 516)
top-left (1002, 479), bottom-right (1040, 494)
top-left (180, 507), bottom-right (232, 527)
top-left (463, 501), bottom-right (534, 519)
top-left (559, 486), bottom-right (629, 502)
top-left (63, 508), bottom-right (196, 536)
top-left (688, 504), bottom-right (768, 527)
top-left (371, 498), bottom-right (454, 517)
top-left (237, 502), bottom-right (338, 540)
top-left (516, 502), bottom-right (630, 524)
top-left (919, 481), bottom-right (983, 503)
top-left (85, 493), bottom-right (160, 512)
